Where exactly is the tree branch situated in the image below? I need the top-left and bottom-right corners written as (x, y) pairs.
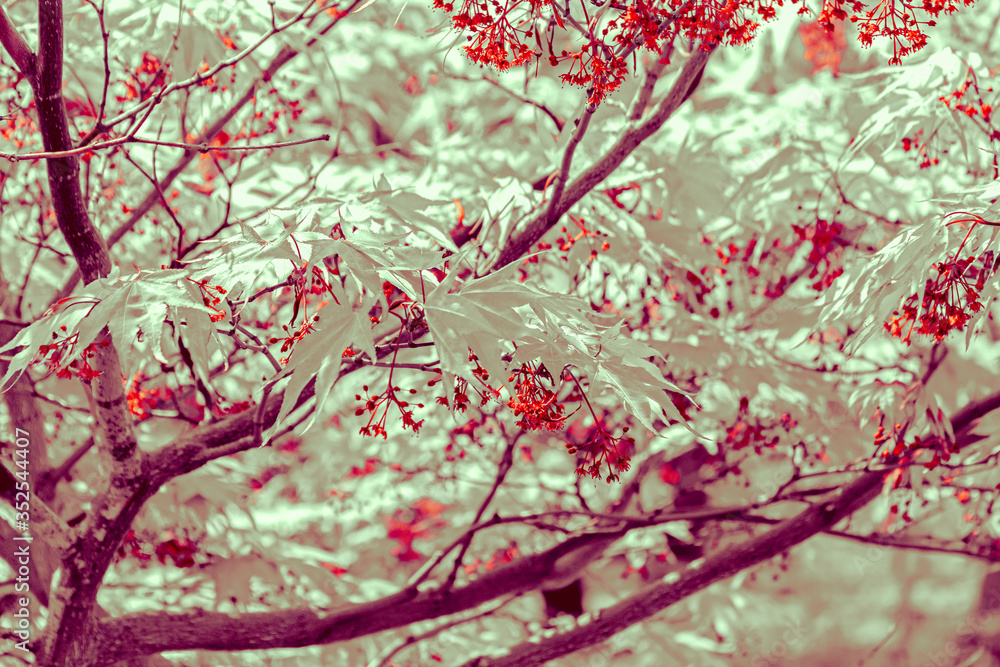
top-left (627, 38), bottom-right (672, 122)
top-left (0, 520), bottom-right (173, 667)
top-left (98, 525), bottom-right (632, 659)
top-left (2, 133), bottom-right (331, 162)
top-left (30, 0), bottom-right (141, 492)
top-left (492, 44), bottom-right (716, 269)
top-left (28, 1), bottom-right (148, 662)
top-left (459, 387), bottom-right (1000, 665)
top-left (101, 447), bottom-right (736, 660)
top-left (0, 4), bottom-right (35, 75)
top-left (462, 467), bottom-right (885, 666)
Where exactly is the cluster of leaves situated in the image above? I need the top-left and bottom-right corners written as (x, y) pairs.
top-left (1, 175), bottom-right (692, 483)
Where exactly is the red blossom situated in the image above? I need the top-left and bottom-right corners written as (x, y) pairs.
top-left (35, 331), bottom-right (108, 383)
top-left (355, 383), bottom-right (426, 439)
top-left (435, 0), bottom-right (967, 105)
top-left (792, 218), bottom-right (846, 290)
top-left (155, 536), bottom-right (199, 568)
top-left (345, 458), bottom-right (380, 479)
top-left (799, 17), bottom-right (847, 76)
top-left (320, 562), bottom-right (347, 577)
top-left (384, 499), bottom-right (448, 562)
top-left (126, 374), bottom-right (171, 421)
top-left (724, 410), bottom-right (798, 453)
top-left (567, 425), bottom-right (634, 483)
top-left (507, 362), bottom-right (567, 431)
top-left (884, 252), bottom-right (993, 345)
top-left (117, 530), bottom-right (151, 563)
top-left (659, 463), bottom-right (680, 484)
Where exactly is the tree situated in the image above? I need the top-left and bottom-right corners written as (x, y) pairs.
top-left (0, 0), bottom-right (998, 665)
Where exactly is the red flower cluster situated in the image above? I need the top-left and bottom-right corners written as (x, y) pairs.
top-left (556, 216), bottom-right (602, 253)
top-left (125, 373), bottom-right (172, 421)
top-left (523, 215), bottom-right (609, 266)
top-left (384, 499), bottom-right (447, 562)
top-left (884, 252), bottom-right (994, 345)
top-left (435, 0), bottom-right (787, 104)
top-left (446, 0), bottom-right (537, 71)
top-left (248, 465), bottom-right (289, 491)
top-left (721, 396), bottom-right (798, 452)
top-left (356, 383), bottom-right (426, 439)
top-left (433, 350), bottom-right (502, 411)
top-left (116, 530), bottom-right (151, 563)
top-left (155, 536), bottom-right (199, 568)
top-left (872, 412), bottom-right (956, 469)
top-left (820, 0), bottom-right (975, 65)
top-left (567, 425), bottom-right (634, 483)
top-left (676, 217), bottom-right (845, 317)
top-left (462, 543), bottom-right (520, 574)
top-left (435, 0), bottom-right (972, 104)
top-left (507, 362), bottom-right (567, 431)
top-left (345, 458), bottom-right (380, 479)
top-left (603, 182), bottom-right (641, 212)
top-left (215, 399), bottom-right (252, 416)
top-left (799, 17), bottom-right (847, 76)
top-left (269, 315), bottom-right (320, 364)
top-left (117, 532), bottom-right (200, 568)
top-left (116, 52), bottom-right (169, 103)
top-left (187, 277), bottom-right (228, 322)
top-left (791, 218), bottom-right (845, 290)
top-left (36, 328), bottom-right (109, 382)
top-left (724, 411), bottom-right (797, 452)
top-left (900, 129), bottom-right (939, 169)
top-left (938, 65), bottom-right (998, 148)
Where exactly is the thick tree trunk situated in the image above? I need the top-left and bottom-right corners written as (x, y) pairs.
top-left (22, 1), bottom-right (138, 663)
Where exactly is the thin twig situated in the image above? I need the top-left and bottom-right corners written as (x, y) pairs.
top-left (78, 0), bottom-right (111, 146)
top-left (442, 428), bottom-right (521, 589)
top-left (232, 323), bottom-right (283, 373)
top-left (2, 134), bottom-right (330, 162)
top-left (371, 599), bottom-right (513, 667)
top-left (41, 437), bottom-right (95, 487)
top-left (446, 72), bottom-right (565, 133)
top-left (86, 0), bottom-right (322, 136)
